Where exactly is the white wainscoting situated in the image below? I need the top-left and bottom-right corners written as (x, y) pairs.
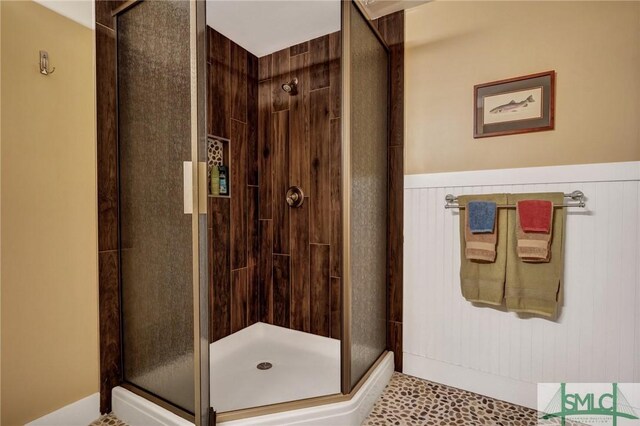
top-left (403, 161), bottom-right (640, 409)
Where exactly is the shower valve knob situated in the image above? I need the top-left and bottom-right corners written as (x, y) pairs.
top-left (286, 186), bottom-right (304, 208)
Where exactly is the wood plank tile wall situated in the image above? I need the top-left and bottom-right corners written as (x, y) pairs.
top-left (207, 27), bottom-right (342, 342)
top-left (257, 32), bottom-right (342, 339)
top-left (207, 27), bottom-right (260, 341)
top-left (373, 11), bottom-right (405, 372)
top-left (96, 0), bottom-right (124, 413)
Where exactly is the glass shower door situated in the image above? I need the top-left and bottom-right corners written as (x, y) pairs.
top-left (116, 0), bottom-right (209, 423)
top-left (342, 0), bottom-right (390, 391)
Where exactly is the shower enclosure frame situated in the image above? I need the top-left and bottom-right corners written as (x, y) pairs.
top-left (215, 1), bottom-right (393, 420)
top-left (96, 0), bottom-right (400, 424)
top-left (111, 0), bottom-right (209, 424)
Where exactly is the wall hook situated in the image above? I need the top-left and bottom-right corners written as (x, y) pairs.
top-left (39, 50), bottom-right (55, 75)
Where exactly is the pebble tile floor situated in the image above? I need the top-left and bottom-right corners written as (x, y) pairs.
top-left (89, 414), bottom-right (128, 426)
top-left (90, 372), bottom-right (552, 425)
top-left (362, 372), bottom-right (540, 425)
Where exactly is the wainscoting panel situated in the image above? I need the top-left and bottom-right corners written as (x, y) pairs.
top-left (403, 162), bottom-right (640, 409)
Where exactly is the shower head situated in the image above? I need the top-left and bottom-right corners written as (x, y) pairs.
top-left (281, 78), bottom-right (299, 95)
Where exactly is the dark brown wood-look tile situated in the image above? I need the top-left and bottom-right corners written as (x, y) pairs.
top-left (290, 41), bottom-right (309, 57)
top-left (376, 11), bottom-right (404, 373)
top-left (376, 12), bottom-right (404, 147)
top-left (271, 48), bottom-right (290, 112)
top-left (210, 197), bottom-right (231, 342)
top-left (310, 244), bottom-right (330, 337)
top-left (272, 111), bottom-right (290, 254)
top-left (96, 24), bottom-right (118, 252)
top-left (388, 44), bottom-right (404, 147)
top-left (259, 220), bottom-right (274, 323)
top-left (99, 250), bottom-right (121, 413)
top-left (290, 202), bottom-right (310, 332)
top-left (206, 62), bottom-right (215, 137)
top-left (209, 28), bottom-right (231, 139)
top-left (289, 52), bottom-right (310, 194)
top-left (207, 24), bottom-right (214, 63)
top-left (230, 119), bottom-right (248, 270)
top-left (247, 265), bottom-right (260, 325)
top-left (258, 80), bottom-right (273, 220)
top-left (309, 88), bottom-right (331, 244)
top-left (273, 254), bottom-right (291, 328)
top-left (248, 186), bottom-right (260, 268)
top-left (231, 268), bottom-right (248, 332)
top-left (375, 12), bottom-right (404, 46)
top-left (247, 53), bottom-right (259, 186)
top-left (330, 277), bottom-right (341, 340)
top-left (258, 55), bottom-right (271, 81)
top-left (330, 118), bottom-right (342, 278)
top-left (388, 146), bottom-right (403, 323)
top-left (230, 43), bottom-right (248, 123)
top-left (329, 31), bottom-right (341, 120)
top-left (96, 0), bottom-right (122, 29)
top-left (310, 35), bottom-right (330, 91)
top-left (388, 320), bottom-right (403, 371)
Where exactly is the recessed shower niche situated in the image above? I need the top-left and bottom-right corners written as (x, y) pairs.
top-left (101, 0), bottom-right (401, 424)
top-left (207, 136), bottom-right (230, 197)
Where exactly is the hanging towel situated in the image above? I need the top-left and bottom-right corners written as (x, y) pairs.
top-left (468, 201), bottom-right (497, 233)
top-left (458, 194), bottom-right (508, 306)
top-left (505, 193), bottom-right (565, 317)
top-left (465, 211), bottom-right (497, 262)
top-left (516, 212), bottom-right (552, 262)
top-left (517, 200), bottom-right (554, 233)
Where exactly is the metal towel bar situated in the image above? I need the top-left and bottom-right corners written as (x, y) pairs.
top-left (444, 190), bottom-right (586, 209)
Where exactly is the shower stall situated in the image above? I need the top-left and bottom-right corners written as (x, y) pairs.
top-left (105, 0), bottom-right (393, 424)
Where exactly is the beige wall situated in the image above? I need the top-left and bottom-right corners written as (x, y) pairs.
top-left (0, 1), bottom-right (98, 425)
top-left (405, 1), bottom-right (640, 174)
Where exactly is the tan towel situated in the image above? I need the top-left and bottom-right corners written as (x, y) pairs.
top-left (465, 210), bottom-right (497, 262)
top-left (516, 212), bottom-right (552, 262)
top-left (458, 194), bottom-right (508, 305)
top-left (506, 193), bottom-right (565, 317)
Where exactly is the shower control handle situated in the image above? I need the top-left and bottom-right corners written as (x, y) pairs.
top-left (286, 186), bottom-right (304, 208)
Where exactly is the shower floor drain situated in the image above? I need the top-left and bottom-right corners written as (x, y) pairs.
top-left (256, 362), bottom-right (272, 370)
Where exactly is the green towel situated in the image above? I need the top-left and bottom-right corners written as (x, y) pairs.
top-left (505, 193), bottom-right (565, 317)
top-left (458, 194), bottom-right (508, 305)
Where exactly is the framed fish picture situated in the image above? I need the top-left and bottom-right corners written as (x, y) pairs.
top-left (474, 71), bottom-right (555, 138)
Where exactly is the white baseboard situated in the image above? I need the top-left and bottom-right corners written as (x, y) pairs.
top-left (26, 393), bottom-right (100, 426)
top-left (114, 352), bottom-right (394, 426)
top-left (403, 353), bottom-right (537, 409)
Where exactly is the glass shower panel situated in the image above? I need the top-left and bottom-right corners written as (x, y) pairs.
top-left (118, 0), bottom-right (195, 413)
top-left (347, 2), bottom-right (389, 388)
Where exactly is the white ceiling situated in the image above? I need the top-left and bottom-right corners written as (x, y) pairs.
top-left (32, 0), bottom-right (341, 57)
top-left (361, 0), bottom-right (430, 20)
top-left (32, 0), bottom-right (427, 58)
top-left (34, 0), bottom-right (94, 29)
top-left (206, 1), bottom-right (341, 58)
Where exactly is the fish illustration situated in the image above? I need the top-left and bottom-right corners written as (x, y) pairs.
top-left (489, 95), bottom-right (535, 114)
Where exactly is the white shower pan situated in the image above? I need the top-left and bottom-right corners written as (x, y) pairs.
top-left (112, 322), bottom-right (394, 426)
top-left (210, 322), bottom-right (341, 411)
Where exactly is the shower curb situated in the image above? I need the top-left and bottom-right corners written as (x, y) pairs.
top-left (113, 352), bottom-right (394, 426)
